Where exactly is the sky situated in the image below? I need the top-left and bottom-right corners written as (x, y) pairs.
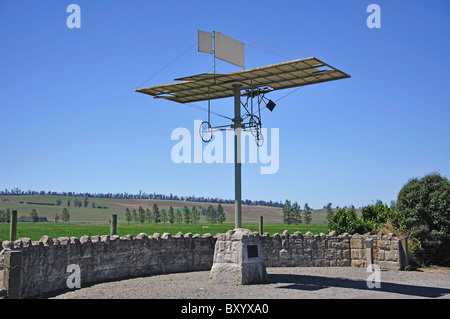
top-left (1, 0), bottom-right (449, 209)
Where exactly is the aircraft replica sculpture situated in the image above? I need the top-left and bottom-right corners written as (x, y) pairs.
top-left (136, 30), bottom-right (350, 229)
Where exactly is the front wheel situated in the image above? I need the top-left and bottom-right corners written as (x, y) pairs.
top-left (199, 121), bottom-right (213, 143)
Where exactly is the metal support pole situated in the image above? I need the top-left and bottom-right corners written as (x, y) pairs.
top-left (259, 216), bottom-right (264, 235)
top-left (399, 237), bottom-right (409, 270)
top-left (10, 210), bottom-right (17, 242)
top-left (110, 214), bottom-right (117, 236)
top-left (232, 84), bottom-right (242, 229)
top-left (365, 237), bottom-right (374, 267)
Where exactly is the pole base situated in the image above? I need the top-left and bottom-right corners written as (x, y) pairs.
top-left (209, 228), bottom-right (267, 285)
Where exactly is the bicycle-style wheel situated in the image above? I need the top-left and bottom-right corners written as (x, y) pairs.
top-left (255, 129), bottom-right (264, 147)
top-left (199, 121), bottom-right (213, 143)
top-left (248, 115), bottom-right (261, 137)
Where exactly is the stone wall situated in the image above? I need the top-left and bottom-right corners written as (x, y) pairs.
top-left (0, 240), bottom-right (3, 288)
top-left (350, 232), bottom-right (408, 270)
top-left (260, 231), bottom-right (352, 267)
top-left (0, 232), bottom-right (215, 298)
top-left (261, 231), bottom-right (407, 270)
top-left (0, 230), bottom-right (407, 299)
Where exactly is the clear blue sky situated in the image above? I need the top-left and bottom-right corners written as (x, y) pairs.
top-left (1, 0), bottom-right (449, 209)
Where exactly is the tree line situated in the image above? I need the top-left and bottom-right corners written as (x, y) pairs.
top-left (282, 200), bottom-right (314, 225)
top-left (0, 204), bottom-right (226, 225)
top-left (0, 188), bottom-right (283, 208)
top-left (124, 203), bottom-right (226, 225)
top-left (0, 207), bottom-right (71, 223)
top-left (0, 208), bottom-right (50, 223)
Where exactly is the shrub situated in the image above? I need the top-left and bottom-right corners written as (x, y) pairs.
top-left (327, 206), bottom-right (370, 235)
top-left (328, 201), bottom-right (404, 236)
top-left (396, 172), bottom-right (450, 265)
top-left (360, 200), bottom-right (405, 234)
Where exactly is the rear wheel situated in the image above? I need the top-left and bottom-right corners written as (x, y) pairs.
top-left (255, 130), bottom-right (264, 147)
top-left (248, 115), bottom-right (261, 137)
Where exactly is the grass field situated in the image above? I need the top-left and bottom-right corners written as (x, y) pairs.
top-left (0, 195), bottom-right (330, 241)
top-left (0, 221), bottom-right (329, 241)
top-left (0, 195), bottom-right (330, 224)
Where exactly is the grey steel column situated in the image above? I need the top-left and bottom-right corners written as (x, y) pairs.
top-left (110, 214), bottom-right (117, 236)
top-left (232, 84), bottom-right (242, 229)
top-left (10, 210), bottom-right (17, 242)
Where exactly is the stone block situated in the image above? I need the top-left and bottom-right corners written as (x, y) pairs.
top-left (377, 260), bottom-right (401, 270)
top-left (350, 237), bottom-right (365, 249)
top-left (314, 259), bottom-right (328, 267)
top-left (378, 239), bottom-right (390, 250)
top-left (351, 259), bottom-right (366, 268)
top-left (342, 249), bottom-right (350, 260)
top-left (210, 229), bottom-right (267, 285)
top-left (351, 248), bottom-right (365, 260)
top-left (338, 259), bottom-right (351, 267)
top-left (385, 249), bottom-right (399, 262)
top-left (376, 249), bottom-right (385, 261)
top-left (279, 249), bottom-right (290, 260)
top-left (390, 238), bottom-right (399, 250)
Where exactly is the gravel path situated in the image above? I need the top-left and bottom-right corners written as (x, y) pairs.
top-left (50, 267), bottom-right (450, 299)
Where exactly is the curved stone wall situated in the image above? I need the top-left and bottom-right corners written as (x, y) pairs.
top-left (0, 230), bottom-right (407, 298)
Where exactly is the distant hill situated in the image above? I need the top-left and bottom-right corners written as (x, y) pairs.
top-left (0, 195), bottom-right (329, 224)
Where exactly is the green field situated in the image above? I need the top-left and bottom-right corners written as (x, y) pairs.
top-left (0, 222), bottom-right (328, 241)
top-left (0, 195), bottom-right (330, 241)
top-left (0, 195), bottom-right (330, 224)
top-left (0, 195), bottom-right (126, 222)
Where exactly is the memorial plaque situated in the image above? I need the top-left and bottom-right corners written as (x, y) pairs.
top-left (247, 245), bottom-right (258, 258)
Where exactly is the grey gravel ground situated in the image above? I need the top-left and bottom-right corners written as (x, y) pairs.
top-left (50, 267), bottom-right (450, 299)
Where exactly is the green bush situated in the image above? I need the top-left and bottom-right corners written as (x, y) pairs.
top-left (328, 201), bottom-right (403, 236)
top-left (327, 206), bottom-right (370, 235)
top-left (396, 172), bottom-right (450, 265)
top-left (360, 200), bottom-right (405, 233)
